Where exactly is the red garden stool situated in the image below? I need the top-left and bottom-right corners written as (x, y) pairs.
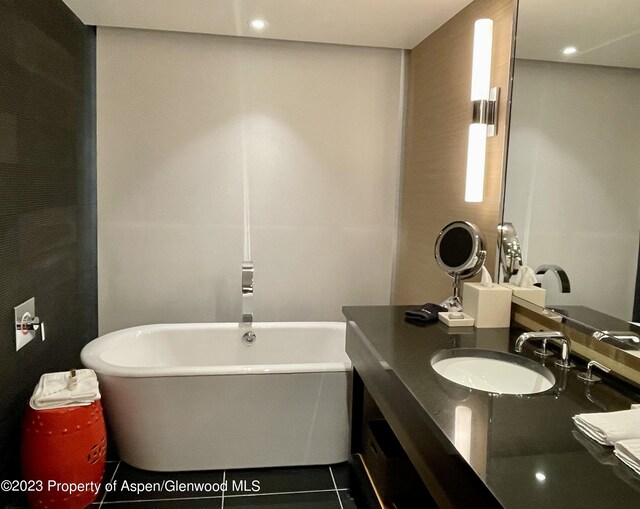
top-left (21, 400), bottom-right (107, 509)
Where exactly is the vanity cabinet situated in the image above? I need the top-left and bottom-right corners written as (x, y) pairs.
top-left (344, 306), bottom-right (640, 509)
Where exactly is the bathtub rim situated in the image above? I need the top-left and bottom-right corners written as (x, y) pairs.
top-left (81, 321), bottom-right (351, 378)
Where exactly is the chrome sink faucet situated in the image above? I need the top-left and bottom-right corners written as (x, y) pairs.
top-left (515, 331), bottom-right (572, 369)
top-left (534, 265), bottom-right (571, 293)
top-left (242, 261), bottom-right (254, 323)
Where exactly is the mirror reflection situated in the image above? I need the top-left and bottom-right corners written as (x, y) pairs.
top-left (502, 0), bottom-right (640, 326)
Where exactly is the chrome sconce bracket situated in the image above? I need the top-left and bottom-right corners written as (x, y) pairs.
top-left (471, 87), bottom-right (500, 137)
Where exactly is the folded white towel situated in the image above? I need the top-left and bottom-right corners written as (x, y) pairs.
top-left (573, 408), bottom-right (640, 446)
top-left (30, 369), bottom-right (101, 410)
top-left (614, 439), bottom-right (640, 476)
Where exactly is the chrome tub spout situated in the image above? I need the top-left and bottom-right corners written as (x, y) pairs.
top-left (242, 261), bottom-right (254, 323)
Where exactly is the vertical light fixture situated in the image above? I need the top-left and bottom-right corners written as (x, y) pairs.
top-left (465, 19), bottom-right (499, 203)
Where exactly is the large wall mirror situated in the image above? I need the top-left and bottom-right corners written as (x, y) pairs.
top-left (502, 0), bottom-right (640, 334)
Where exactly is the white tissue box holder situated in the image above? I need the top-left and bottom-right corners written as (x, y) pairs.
top-left (500, 283), bottom-right (546, 308)
top-left (463, 283), bottom-right (511, 328)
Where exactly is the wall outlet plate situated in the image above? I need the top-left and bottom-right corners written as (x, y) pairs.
top-left (14, 297), bottom-right (36, 351)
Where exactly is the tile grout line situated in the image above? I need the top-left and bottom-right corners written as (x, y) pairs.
top-left (225, 488), bottom-right (347, 499)
top-left (97, 460), bottom-right (121, 509)
top-left (221, 470), bottom-right (226, 509)
top-left (95, 488), bottom-right (349, 505)
top-left (98, 496), bottom-right (222, 505)
top-left (329, 466), bottom-right (345, 509)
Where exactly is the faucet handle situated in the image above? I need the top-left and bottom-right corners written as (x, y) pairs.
top-left (533, 338), bottom-right (555, 358)
top-left (577, 360), bottom-right (611, 383)
top-left (16, 312), bottom-right (41, 332)
top-left (551, 334), bottom-right (574, 369)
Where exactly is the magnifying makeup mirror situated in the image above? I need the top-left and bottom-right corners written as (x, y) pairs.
top-left (434, 221), bottom-right (486, 311)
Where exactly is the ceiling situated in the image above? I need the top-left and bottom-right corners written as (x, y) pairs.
top-left (516, 0), bottom-right (640, 69)
top-left (62, 0), bottom-right (473, 50)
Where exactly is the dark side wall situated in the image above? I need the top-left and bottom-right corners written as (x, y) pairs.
top-left (0, 0), bottom-right (96, 482)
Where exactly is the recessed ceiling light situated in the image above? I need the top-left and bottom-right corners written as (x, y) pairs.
top-left (249, 19), bottom-right (267, 30)
top-left (562, 46), bottom-right (577, 55)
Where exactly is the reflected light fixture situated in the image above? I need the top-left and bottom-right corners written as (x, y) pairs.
top-left (249, 19), bottom-right (267, 30)
top-left (454, 405), bottom-right (472, 462)
top-left (562, 46), bottom-right (577, 55)
top-left (464, 19), bottom-right (499, 203)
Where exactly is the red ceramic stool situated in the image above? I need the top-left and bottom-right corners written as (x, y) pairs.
top-left (21, 401), bottom-right (107, 509)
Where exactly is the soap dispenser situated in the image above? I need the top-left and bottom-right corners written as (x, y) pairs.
top-left (463, 267), bottom-right (512, 328)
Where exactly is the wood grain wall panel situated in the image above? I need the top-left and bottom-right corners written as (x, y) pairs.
top-left (393, 0), bottom-right (515, 304)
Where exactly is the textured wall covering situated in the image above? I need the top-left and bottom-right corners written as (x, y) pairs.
top-left (393, 0), bottom-right (514, 305)
top-left (0, 0), bottom-right (96, 482)
top-left (634, 240), bottom-right (640, 323)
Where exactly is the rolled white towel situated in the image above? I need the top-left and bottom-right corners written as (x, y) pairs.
top-left (573, 408), bottom-right (640, 446)
top-left (614, 439), bottom-right (640, 476)
top-left (30, 369), bottom-right (100, 410)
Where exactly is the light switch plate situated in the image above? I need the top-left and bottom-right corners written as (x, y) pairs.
top-left (14, 297), bottom-right (36, 351)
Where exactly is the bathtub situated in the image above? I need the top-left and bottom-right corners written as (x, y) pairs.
top-left (80, 322), bottom-right (351, 472)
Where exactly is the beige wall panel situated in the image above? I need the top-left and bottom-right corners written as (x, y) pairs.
top-left (393, 0), bottom-right (514, 304)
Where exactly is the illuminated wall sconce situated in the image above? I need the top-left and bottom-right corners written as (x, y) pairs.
top-left (465, 19), bottom-right (499, 203)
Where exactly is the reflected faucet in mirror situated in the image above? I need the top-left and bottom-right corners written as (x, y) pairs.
top-left (592, 330), bottom-right (640, 349)
top-left (534, 265), bottom-right (571, 293)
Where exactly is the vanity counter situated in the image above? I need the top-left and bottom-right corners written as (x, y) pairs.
top-left (344, 305), bottom-right (640, 509)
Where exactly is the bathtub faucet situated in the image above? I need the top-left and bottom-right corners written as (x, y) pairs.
top-left (242, 261), bottom-right (254, 323)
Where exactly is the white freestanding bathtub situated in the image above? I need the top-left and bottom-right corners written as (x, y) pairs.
top-left (80, 322), bottom-right (351, 472)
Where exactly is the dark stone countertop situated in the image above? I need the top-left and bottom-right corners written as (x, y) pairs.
top-left (343, 305), bottom-right (640, 509)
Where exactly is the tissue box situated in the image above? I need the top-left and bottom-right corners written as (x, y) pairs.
top-left (463, 283), bottom-right (511, 328)
top-left (500, 283), bottom-right (546, 308)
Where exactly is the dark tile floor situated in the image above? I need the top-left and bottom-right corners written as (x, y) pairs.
top-left (6, 459), bottom-right (360, 509)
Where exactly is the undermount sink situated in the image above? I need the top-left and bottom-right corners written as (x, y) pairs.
top-left (431, 348), bottom-right (555, 395)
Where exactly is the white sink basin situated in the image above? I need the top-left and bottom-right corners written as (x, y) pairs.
top-left (431, 349), bottom-right (555, 395)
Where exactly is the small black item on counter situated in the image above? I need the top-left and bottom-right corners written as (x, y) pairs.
top-left (404, 303), bottom-right (447, 324)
